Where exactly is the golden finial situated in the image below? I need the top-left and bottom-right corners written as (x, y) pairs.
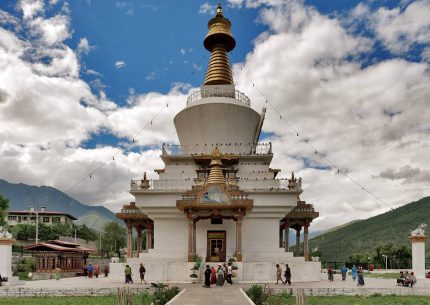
top-left (207, 148), bottom-right (225, 185)
top-left (216, 3), bottom-right (223, 16)
top-left (203, 3), bottom-right (236, 85)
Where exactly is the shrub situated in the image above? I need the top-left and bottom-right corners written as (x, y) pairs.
top-left (246, 285), bottom-right (268, 305)
top-left (149, 283), bottom-right (180, 305)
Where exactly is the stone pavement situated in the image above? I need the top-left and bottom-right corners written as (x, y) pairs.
top-left (1, 273), bottom-right (430, 298)
top-left (169, 285), bottom-right (250, 305)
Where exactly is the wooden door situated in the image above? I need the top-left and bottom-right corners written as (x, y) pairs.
top-left (207, 231), bottom-right (226, 262)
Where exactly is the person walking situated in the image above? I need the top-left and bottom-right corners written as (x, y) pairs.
top-left (125, 264), bottom-right (133, 284)
top-left (139, 263), bottom-right (147, 284)
top-left (216, 264), bottom-right (224, 286)
top-left (210, 266), bottom-right (217, 285)
top-left (55, 266), bottom-right (61, 281)
top-left (351, 265), bottom-right (357, 281)
top-left (340, 265), bottom-right (348, 281)
top-left (83, 264), bottom-right (88, 277)
top-left (87, 264), bottom-right (93, 278)
top-left (357, 267), bottom-right (364, 286)
top-left (103, 265), bottom-right (109, 277)
top-left (94, 264), bottom-right (100, 279)
top-left (226, 262), bottom-right (233, 285)
top-left (204, 265), bottom-right (211, 288)
top-left (284, 264), bottom-right (291, 285)
top-left (276, 264), bottom-right (284, 285)
top-left (327, 266), bottom-right (334, 281)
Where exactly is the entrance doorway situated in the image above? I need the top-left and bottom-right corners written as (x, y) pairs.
top-left (207, 231), bottom-right (226, 262)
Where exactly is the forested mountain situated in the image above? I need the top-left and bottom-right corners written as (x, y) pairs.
top-left (0, 179), bottom-right (120, 227)
top-left (309, 196), bottom-right (430, 262)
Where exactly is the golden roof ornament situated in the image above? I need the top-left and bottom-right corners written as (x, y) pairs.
top-left (203, 3), bottom-right (236, 85)
top-left (207, 147), bottom-right (225, 185)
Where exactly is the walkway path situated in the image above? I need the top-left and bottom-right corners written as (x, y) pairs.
top-left (169, 285), bottom-right (250, 305)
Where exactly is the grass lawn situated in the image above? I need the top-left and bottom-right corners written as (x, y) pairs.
top-left (262, 295), bottom-right (430, 305)
top-left (307, 296), bottom-right (430, 305)
top-left (365, 272), bottom-right (400, 279)
top-left (0, 294), bottom-right (152, 305)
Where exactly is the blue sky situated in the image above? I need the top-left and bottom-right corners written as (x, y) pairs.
top-left (70, 1), bottom-right (265, 101)
top-left (1, 0), bottom-right (429, 229)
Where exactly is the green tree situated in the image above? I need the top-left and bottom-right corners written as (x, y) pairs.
top-left (11, 224), bottom-right (35, 240)
top-left (76, 223), bottom-right (97, 241)
top-left (0, 193), bottom-right (9, 226)
top-left (100, 222), bottom-right (126, 254)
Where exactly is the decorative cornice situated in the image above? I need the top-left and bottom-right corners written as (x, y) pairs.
top-left (409, 235), bottom-right (428, 243)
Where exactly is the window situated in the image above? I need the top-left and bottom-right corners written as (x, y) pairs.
top-left (22, 216), bottom-right (27, 221)
top-left (211, 218), bottom-right (223, 225)
top-left (52, 217), bottom-right (61, 223)
top-left (227, 172), bottom-right (236, 178)
top-left (43, 217), bottom-right (50, 223)
top-left (8, 216), bottom-right (17, 221)
top-left (18, 216), bottom-right (22, 223)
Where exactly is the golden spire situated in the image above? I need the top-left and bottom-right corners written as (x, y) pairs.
top-left (203, 3), bottom-right (236, 85)
top-left (206, 148), bottom-right (226, 185)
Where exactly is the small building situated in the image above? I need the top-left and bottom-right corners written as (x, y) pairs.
top-left (24, 240), bottom-right (93, 274)
top-left (5, 209), bottom-right (77, 227)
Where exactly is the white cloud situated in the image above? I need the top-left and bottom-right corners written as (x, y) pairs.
top-left (1, 0), bottom-right (429, 230)
top-left (76, 37), bottom-right (92, 56)
top-left (199, 2), bottom-right (216, 14)
top-left (115, 60), bottom-right (126, 69)
top-left (230, 0), bottom-right (430, 230)
top-left (353, 0), bottom-right (430, 55)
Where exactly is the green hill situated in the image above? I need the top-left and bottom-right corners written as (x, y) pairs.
top-left (309, 196), bottom-right (430, 262)
top-left (75, 211), bottom-right (116, 232)
top-left (0, 179), bottom-right (119, 224)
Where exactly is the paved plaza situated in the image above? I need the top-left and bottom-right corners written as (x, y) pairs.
top-left (1, 273), bottom-right (430, 301)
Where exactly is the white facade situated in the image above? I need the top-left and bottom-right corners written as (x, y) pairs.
top-left (6, 211), bottom-right (76, 226)
top-left (115, 86), bottom-right (321, 282)
top-left (112, 7), bottom-right (321, 283)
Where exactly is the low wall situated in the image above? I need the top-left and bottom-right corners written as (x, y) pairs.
top-left (108, 260), bottom-right (321, 283)
top-left (241, 287), bottom-right (430, 299)
top-left (241, 261), bottom-right (321, 282)
top-left (109, 261), bottom-right (196, 283)
top-left (0, 287), bottom-right (150, 298)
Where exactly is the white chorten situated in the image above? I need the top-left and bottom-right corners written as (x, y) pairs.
top-left (113, 4), bottom-right (321, 283)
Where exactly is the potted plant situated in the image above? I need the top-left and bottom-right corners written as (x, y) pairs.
top-left (190, 254), bottom-right (202, 282)
top-left (228, 257), bottom-right (238, 277)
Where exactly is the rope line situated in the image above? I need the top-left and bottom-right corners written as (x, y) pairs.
top-left (63, 54), bottom-right (207, 193)
top-left (231, 53), bottom-right (394, 211)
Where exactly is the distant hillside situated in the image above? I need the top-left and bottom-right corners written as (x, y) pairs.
top-left (75, 211), bottom-right (115, 232)
top-left (0, 179), bottom-right (120, 227)
top-left (309, 196), bottom-right (430, 262)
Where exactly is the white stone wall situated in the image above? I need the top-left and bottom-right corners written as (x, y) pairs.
top-left (195, 219), bottom-right (237, 259)
top-left (174, 102), bottom-right (261, 153)
top-left (411, 240), bottom-right (426, 279)
top-left (0, 243), bottom-right (13, 278)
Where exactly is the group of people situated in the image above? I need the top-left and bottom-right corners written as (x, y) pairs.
top-left (327, 265), bottom-right (365, 286)
top-left (275, 264), bottom-right (291, 285)
top-left (82, 264), bottom-right (109, 278)
top-left (204, 262), bottom-right (233, 287)
top-left (124, 263), bottom-right (146, 284)
top-left (397, 271), bottom-right (417, 287)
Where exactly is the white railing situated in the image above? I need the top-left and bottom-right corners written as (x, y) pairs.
top-left (186, 88), bottom-right (251, 107)
top-left (161, 142), bottom-right (272, 156)
top-left (130, 178), bottom-right (302, 192)
top-left (119, 208), bottom-right (147, 215)
top-left (130, 179), bottom-right (194, 191)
